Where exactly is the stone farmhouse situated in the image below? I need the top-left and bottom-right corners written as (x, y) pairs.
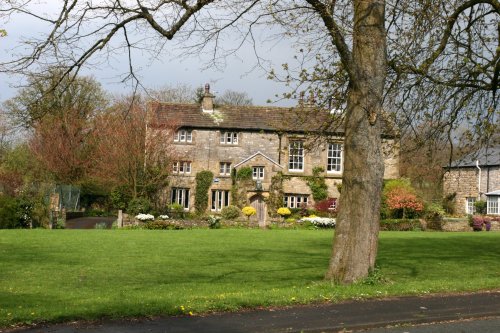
top-left (148, 84), bottom-right (400, 224)
top-left (443, 146), bottom-right (500, 215)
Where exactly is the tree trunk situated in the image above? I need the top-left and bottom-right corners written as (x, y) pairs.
top-left (325, 0), bottom-right (386, 283)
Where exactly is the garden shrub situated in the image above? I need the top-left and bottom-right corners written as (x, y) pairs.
top-left (206, 215), bottom-right (222, 229)
top-left (54, 218), bottom-right (66, 229)
top-left (382, 178), bottom-right (423, 219)
top-left (0, 195), bottom-right (38, 229)
top-left (380, 219), bottom-right (421, 231)
top-left (474, 200), bottom-right (487, 215)
top-left (135, 213), bottom-right (155, 222)
top-left (242, 206), bottom-right (256, 219)
top-left (470, 215), bottom-right (491, 231)
top-left (300, 216), bottom-right (336, 228)
top-left (442, 192), bottom-right (456, 215)
top-left (424, 203), bottom-right (445, 223)
top-left (305, 167), bottom-right (328, 201)
top-left (423, 203), bottom-right (444, 230)
top-left (277, 207), bottom-right (291, 217)
top-left (168, 202), bottom-right (185, 219)
top-left (315, 198), bottom-right (337, 215)
top-left (221, 205), bottom-right (241, 220)
top-left (0, 195), bottom-right (22, 228)
top-left (127, 197), bottom-right (152, 215)
top-left (110, 185), bottom-right (132, 211)
top-left (195, 170), bottom-right (213, 214)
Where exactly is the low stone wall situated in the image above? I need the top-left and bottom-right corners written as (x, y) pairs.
top-left (117, 212), bottom-right (500, 232)
top-left (442, 218), bottom-right (500, 232)
top-left (442, 218), bottom-right (470, 232)
top-left (119, 213), bottom-right (262, 228)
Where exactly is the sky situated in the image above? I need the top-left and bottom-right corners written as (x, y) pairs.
top-left (0, 2), bottom-right (297, 107)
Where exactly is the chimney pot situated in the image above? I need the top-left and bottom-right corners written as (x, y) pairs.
top-left (202, 83), bottom-right (214, 112)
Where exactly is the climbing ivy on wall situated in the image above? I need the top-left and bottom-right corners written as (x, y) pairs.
top-left (195, 170), bottom-right (213, 214)
top-left (231, 167), bottom-right (253, 207)
top-left (305, 167), bottom-right (328, 201)
top-left (268, 172), bottom-right (290, 217)
top-left (236, 167), bottom-right (252, 181)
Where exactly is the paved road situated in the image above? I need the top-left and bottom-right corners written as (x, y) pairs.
top-left (362, 317), bottom-right (500, 333)
top-left (7, 291), bottom-right (500, 333)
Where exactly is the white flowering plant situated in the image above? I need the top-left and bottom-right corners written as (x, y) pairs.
top-left (159, 215), bottom-right (169, 220)
top-left (299, 216), bottom-right (336, 228)
top-left (135, 213), bottom-right (155, 221)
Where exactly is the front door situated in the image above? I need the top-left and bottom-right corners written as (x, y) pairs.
top-left (250, 194), bottom-right (267, 227)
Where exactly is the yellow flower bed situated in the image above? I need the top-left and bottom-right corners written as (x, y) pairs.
top-left (242, 206), bottom-right (257, 217)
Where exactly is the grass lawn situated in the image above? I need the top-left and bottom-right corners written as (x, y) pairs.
top-left (1, 229), bottom-right (500, 327)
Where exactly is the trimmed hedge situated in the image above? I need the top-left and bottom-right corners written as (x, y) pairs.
top-left (380, 219), bottom-right (421, 231)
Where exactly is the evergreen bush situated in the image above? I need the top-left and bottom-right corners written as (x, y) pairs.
top-left (127, 197), bottom-right (152, 215)
top-left (195, 170), bottom-right (213, 213)
top-left (221, 205), bottom-right (241, 220)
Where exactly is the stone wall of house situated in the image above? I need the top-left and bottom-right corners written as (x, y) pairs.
top-left (165, 128), bottom-right (399, 212)
top-left (443, 168), bottom-right (478, 215)
top-left (443, 166), bottom-right (500, 215)
top-left (482, 166), bottom-right (500, 193)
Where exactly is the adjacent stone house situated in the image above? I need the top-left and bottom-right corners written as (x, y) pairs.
top-left (443, 146), bottom-right (500, 215)
top-left (148, 84), bottom-right (400, 223)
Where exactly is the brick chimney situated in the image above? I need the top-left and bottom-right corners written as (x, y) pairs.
top-left (202, 83), bottom-right (215, 113)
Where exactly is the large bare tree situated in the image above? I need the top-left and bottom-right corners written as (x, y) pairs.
top-left (0, 0), bottom-right (498, 283)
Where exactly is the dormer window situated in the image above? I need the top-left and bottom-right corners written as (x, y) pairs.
top-left (174, 129), bottom-right (192, 143)
top-left (220, 131), bottom-right (238, 145)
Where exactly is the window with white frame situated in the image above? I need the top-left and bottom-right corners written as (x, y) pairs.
top-left (283, 194), bottom-right (309, 209)
top-left (174, 129), bottom-right (192, 143)
top-left (171, 188), bottom-right (190, 209)
top-left (288, 141), bottom-right (304, 171)
top-left (487, 196), bottom-right (499, 215)
top-left (327, 143), bottom-right (343, 173)
top-left (173, 161), bottom-right (192, 174)
top-left (220, 132), bottom-right (239, 145)
top-left (211, 190), bottom-right (230, 211)
top-left (252, 166), bottom-right (264, 180)
top-left (466, 197), bottom-right (476, 214)
top-left (219, 162), bottom-right (231, 176)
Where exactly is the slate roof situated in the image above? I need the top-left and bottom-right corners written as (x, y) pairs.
top-left (486, 190), bottom-right (500, 196)
top-left (448, 146), bottom-right (500, 168)
top-left (150, 102), bottom-right (397, 137)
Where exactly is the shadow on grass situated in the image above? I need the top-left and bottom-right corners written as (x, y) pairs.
top-left (376, 233), bottom-right (500, 280)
